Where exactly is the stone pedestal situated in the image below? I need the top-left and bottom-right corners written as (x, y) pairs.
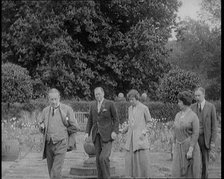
top-left (69, 136), bottom-right (115, 177)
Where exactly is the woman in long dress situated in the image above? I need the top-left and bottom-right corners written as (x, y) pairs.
top-left (120, 89), bottom-right (152, 178)
top-left (172, 91), bottom-right (201, 178)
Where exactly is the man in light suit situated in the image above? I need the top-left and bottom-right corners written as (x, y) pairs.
top-left (84, 87), bottom-right (119, 179)
top-left (191, 87), bottom-right (217, 179)
top-left (39, 88), bottom-right (79, 179)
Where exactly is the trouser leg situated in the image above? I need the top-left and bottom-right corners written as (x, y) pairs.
top-left (46, 141), bottom-right (54, 177)
top-left (99, 140), bottom-right (112, 179)
top-left (94, 134), bottom-right (103, 179)
top-left (48, 139), bottom-right (67, 179)
top-left (50, 152), bottom-right (66, 179)
top-left (198, 134), bottom-right (209, 179)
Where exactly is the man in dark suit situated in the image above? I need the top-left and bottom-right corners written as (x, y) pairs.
top-left (39, 88), bottom-right (79, 179)
top-left (85, 87), bottom-right (119, 179)
top-left (191, 87), bottom-right (217, 179)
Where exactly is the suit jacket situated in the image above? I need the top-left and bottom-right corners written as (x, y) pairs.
top-left (85, 99), bottom-right (119, 143)
top-left (39, 103), bottom-right (80, 159)
top-left (124, 102), bottom-right (151, 152)
top-left (191, 101), bottom-right (217, 149)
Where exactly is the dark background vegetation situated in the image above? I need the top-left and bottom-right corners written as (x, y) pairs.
top-left (2, 0), bottom-right (221, 106)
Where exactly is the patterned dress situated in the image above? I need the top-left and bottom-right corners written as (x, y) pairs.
top-left (172, 108), bottom-right (201, 178)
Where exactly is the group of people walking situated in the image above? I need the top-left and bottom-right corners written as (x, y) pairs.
top-left (172, 88), bottom-right (217, 178)
top-left (39, 86), bottom-right (217, 179)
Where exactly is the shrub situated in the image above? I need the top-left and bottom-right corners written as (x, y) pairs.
top-left (157, 67), bottom-right (201, 103)
top-left (28, 98), bottom-right (48, 111)
top-left (32, 79), bottom-right (49, 99)
top-left (205, 82), bottom-right (221, 100)
top-left (1, 103), bottom-right (25, 120)
top-left (145, 101), bottom-right (179, 122)
top-left (2, 62), bottom-right (33, 103)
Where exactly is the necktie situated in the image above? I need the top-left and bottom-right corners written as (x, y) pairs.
top-left (97, 102), bottom-right (101, 113)
top-left (52, 106), bottom-right (59, 116)
top-left (199, 104), bottom-right (202, 112)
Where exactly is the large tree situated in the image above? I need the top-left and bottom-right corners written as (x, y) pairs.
top-left (199, 0), bottom-right (221, 100)
top-left (2, 0), bottom-right (181, 100)
top-left (166, 0), bottom-right (221, 100)
top-left (171, 18), bottom-right (213, 73)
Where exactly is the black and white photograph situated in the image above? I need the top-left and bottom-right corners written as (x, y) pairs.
top-left (2, 0), bottom-right (221, 178)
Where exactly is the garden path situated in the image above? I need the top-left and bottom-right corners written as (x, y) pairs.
top-left (2, 132), bottom-right (221, 179)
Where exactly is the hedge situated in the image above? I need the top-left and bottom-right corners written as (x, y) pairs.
top-left (2, 100), bottom-right (179, 123)
top-left (2, 99), bottom-right (221, 123)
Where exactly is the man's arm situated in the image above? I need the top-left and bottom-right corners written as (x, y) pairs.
top-left (210, 104), bottom-right (217, 146)
top-left (110, 102), bottom-right (119, 134)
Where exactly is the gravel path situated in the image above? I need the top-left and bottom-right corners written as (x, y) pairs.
top-left (2, 133), bottom-right (221, 179)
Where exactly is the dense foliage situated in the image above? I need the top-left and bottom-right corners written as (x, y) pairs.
top-left (157, 67), bottom-right (201, 103)
top-left (166, 0), bottom-right (221, 100)
top-left (2, 62), bottom-right (33, 104)
top-left (2, 0), bottom-right (181, 100)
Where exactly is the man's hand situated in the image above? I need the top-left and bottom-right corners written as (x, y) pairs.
top-left (111, 132), bottom-right (117, 140)
top-left (84, 133), bottom-right (89, 142)
top-left (209, 142), bottom-right (216, 161)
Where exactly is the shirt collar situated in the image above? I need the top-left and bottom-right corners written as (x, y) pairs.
top-left (98, 98), bottom-right (104, 105)
top-left (51, 103), bottom-right (60, 110)
top-left (199, 99), bottom-right (206, 109)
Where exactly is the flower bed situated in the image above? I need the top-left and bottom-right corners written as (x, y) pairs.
top-left (113, 119), bottom-right (174, 153)
top-left (2, 108), bottom-right (221, 162)
top-left (2, 110), bottom-right (43, 156)
top-left (113, 118), bottom-right (221, 163)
